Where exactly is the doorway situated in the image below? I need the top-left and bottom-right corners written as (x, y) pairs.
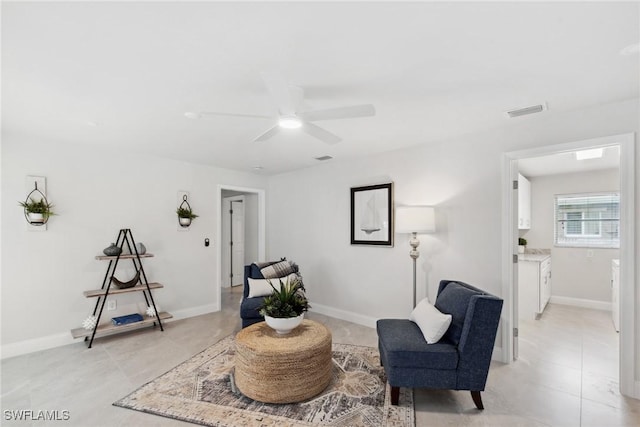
top-left (501, 133), bottom-right (636, 398)
top-left (216, 185), bottom-right (266, 312)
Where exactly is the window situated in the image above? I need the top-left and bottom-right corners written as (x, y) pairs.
top-left (554, 192), bottom-right (619, 248)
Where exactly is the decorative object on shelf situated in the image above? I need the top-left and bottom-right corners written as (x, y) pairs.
top-left (518, 237), bottom-right (527, 254)
top-left (259, 276), bottom-right (309, 335)
top-left (82, 315), bottom-right (98, 330)
top-left (176, 194), bottom-right (198, 227)
top-left (396, 206), bottom-right (436, 308)
top-left (19, 181), bottom-right (55, 226)
top-left (146, 305), bottom-right (160, 317)
top-left (135, 242), bottom-right (147, 255)
top-left (112, 313), bottom-right (144, 326)
top-left (111, 269), bottom-right (141, 289)
top-left (350, 183), bottom-right (393, 246)
top-left (103, 243), bottom-right (122, 256)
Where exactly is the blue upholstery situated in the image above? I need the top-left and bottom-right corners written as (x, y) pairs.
top-left (240, 265), bottom-right (265, 328)
top-left (377, 279), bottom-right (503, 409)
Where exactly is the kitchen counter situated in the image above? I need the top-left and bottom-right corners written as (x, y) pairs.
top-left (518, 253), bottom-right (550, 262)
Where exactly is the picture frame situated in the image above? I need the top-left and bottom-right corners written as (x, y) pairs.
top-left (350, 182), bottom-right (393, 246)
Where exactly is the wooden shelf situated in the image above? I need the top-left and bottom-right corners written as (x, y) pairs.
top-left (71, 312), bottom-right (173, 339)
top-left (95, 253), bottom-right (154, 261)
top-left (83, 282), bottom-right (164, 298)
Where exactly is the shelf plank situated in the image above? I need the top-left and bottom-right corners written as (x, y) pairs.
top-left (83, 282), bottom-right (164, 298)
top-left (95, 253), bottom-right (154, 261)
top-left (70, 312), bottom-right (172, 339)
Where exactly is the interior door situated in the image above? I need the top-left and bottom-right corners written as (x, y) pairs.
top-left (512, 159), bottom-right (520, 360)
top-left (229, 198), bottom-right (245, 287)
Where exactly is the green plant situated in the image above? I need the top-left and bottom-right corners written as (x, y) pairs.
top-left (19, 197), bottom-right (55, 216)
top-left (176, 207), bottom-right (198, 219)
top-left (259, 276), bottom-right (310, 318)
top-left (518, 237), bottom-right (527, 246)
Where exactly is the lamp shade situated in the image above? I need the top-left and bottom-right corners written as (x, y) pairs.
top-left (395, 206), bottom-right (436, 234)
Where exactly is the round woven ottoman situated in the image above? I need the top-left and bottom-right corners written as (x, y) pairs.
top-left (234, 319), bottom-right (332, 403)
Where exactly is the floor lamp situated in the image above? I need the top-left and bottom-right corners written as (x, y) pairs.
top-left (396, 206), bottom-right (436, 308)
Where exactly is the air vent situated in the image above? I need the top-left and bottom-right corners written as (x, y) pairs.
top-left (315, 155), bottom-right (333, 161)
top-left (505, 103), bottom-right (547, 118)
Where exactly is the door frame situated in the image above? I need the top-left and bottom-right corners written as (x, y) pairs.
top-left (501, 132), bottom-right (637, 398)
top-left (216, 185), bottom-right (266, 309)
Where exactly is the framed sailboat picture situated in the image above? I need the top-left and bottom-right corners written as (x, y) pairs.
top-left (350, 182), bottom-right (393, 246)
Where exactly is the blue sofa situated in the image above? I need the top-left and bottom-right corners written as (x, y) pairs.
top-left (240, 260), bottom-right (301, 328)
top-left (376, 280), bottom-right (503, 409)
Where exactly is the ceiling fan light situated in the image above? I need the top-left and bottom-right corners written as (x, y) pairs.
top-left (278, 116), bottom-right (302, 129)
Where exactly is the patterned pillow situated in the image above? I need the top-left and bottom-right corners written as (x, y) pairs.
top-left (260, 260), bottom-right (298, 279)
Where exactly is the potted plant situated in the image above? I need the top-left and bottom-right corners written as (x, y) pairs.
top-left (19, 197), bottom-right (55, 224)
top-left (176, 207), bottom-right (198, 227)
top-left (518, 237), bottom-right (527, 254)
top-left (259, 276), bottom-right (310, 335)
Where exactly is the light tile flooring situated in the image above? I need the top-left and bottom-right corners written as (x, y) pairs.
top-left (2, 288), bottom-right (640, 426)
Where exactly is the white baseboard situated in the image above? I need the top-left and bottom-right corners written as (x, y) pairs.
top-left (309, 302), bottom-right (378, 329)
top-left (492, 346), bottom-right (503, 362)
top-left (1, 303), bottom-right (220, 360)
top-left (1, 332), bottom-right (76, 360)
top-left (549, 296), bottom-right (611, 311)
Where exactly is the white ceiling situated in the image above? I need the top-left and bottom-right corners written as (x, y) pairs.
top-left (2, 2), bottom-right (638, 175)
top-left (518, 146), bottom-right (620, 178)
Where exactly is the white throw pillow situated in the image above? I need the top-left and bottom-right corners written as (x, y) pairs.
top-left (247, 273), bottom-right (298, 298)
top-left (409, 298), bottom-right (452, 344)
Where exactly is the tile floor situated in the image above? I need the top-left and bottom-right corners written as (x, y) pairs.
top-left (2, 288), bottom-right (639, 426)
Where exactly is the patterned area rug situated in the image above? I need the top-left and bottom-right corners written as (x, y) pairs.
top-left (114, 335), bottom-right (414, 427)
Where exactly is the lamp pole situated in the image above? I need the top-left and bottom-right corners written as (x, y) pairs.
top-left (409, 231), bottom-right (420, 308)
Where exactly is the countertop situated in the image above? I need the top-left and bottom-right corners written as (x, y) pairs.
top-left (518, 253), bottom-right (551, 262)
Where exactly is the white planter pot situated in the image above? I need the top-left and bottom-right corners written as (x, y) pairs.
top-left (518, 245), bottom-right (525, 254)
top-left (179, 217), bottom-right (192, 227)
top-left (28, 213), bottom-right (44, 223)
top-left (264, 314), bottom-right (304, 335)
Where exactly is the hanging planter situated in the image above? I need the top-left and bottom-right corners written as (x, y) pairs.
top-left (19, 183), bottom-right (55, 226)
top-left (176, 195), bottom-right (198, 227)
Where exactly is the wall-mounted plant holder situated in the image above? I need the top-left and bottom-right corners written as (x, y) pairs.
top-left (22, 176), bottom-right (52, 231)
top-left (177, 191), bottom-right (198, 231)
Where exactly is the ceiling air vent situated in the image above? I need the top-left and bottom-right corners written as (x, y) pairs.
top-left (505, 103), bottom-right (547, 118)
top-left (315, 155), bottom-right (333, 161)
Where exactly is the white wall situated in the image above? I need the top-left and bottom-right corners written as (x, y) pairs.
top-left (523, 169), bottom-right (619, 304)
top-left (1, 136), bottom-right (265, 356)
top-left (267, 98), bottom-right (639, 353)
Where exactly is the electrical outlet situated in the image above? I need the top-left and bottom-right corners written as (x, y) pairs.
top-left (107, 300), bottom-right (116, 311)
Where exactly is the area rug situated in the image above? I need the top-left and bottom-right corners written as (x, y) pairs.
top-left (114, 335), bottom-right (414, 427)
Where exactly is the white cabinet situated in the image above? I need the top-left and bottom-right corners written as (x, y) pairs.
top-left (518, 173), bottom-right (531, 230)
top-left (612, 259), bottom-right (620, 332)
top-left (518, 256), bottom-right (551, 320)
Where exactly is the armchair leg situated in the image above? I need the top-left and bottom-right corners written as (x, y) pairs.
top-left (470, 391), bottom-right (484, 410)
top-left (390, 386), bottom-right (400, 405)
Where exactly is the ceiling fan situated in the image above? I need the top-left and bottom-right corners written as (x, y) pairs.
top-left (184, 72), bottom-right (375, 145)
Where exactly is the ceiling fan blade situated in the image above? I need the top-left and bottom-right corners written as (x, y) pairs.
top-left (185, 111), bottom-right (271, 120)
top-left (253, 124), bottom-right (280, 142)
top-left (260, 71), bottom-right (296, 116)
top-left (302, 122), bottom-right (342, 145)
top-left (299, 104), bottom-right (376, 122)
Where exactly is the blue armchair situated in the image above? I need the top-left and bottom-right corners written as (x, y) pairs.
top-left (376, 280), bottom-right (503, 409)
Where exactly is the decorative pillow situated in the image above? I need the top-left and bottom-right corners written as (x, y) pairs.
top-left (409, 298), bottom-right (452, 344)
top-left (247, 273), bottom-right (298, 298)
top-left (260, 260), bottom-right (298, 279)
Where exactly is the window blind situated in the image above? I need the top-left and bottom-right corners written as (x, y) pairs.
top-left (554, 192), bottom-right (620, 248)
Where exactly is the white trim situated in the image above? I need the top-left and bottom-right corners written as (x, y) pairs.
top-left (549, 296), bottom-right (611, 311)
top-left (309, 302), bottom-right (378, 329)
top-left (1, 333), bottom-right (75, 360)
top-left (502, 132), bottom-right (637, 399)
top-left (491, 346), bottom-right (503, 362)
